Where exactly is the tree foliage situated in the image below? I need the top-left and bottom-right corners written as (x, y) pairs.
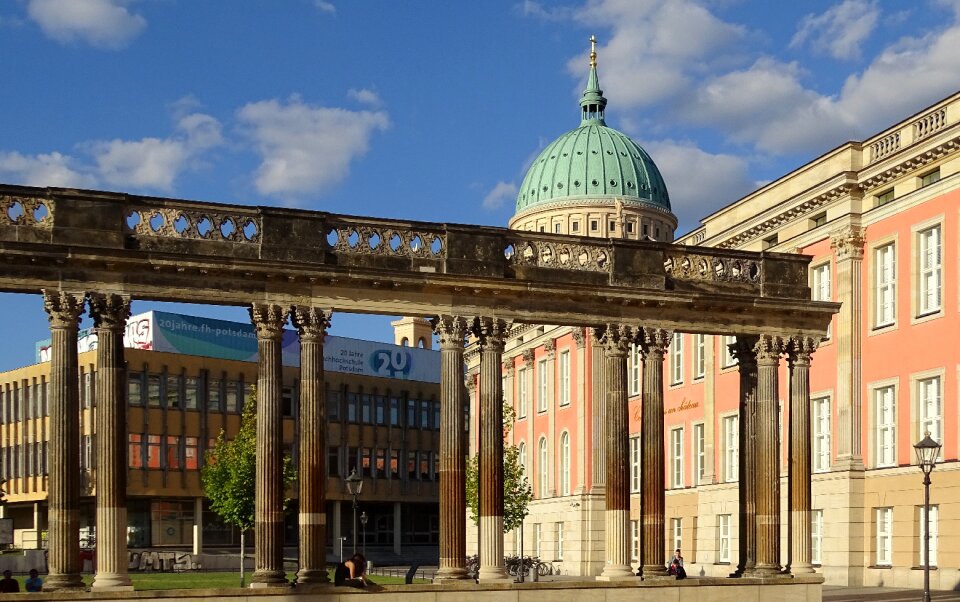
top-left (465, 401), bottom-right (533, 533)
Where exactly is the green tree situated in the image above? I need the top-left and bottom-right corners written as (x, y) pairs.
top-left (201, 391), bottom-right (296, 586)
top-left (465, 401), bottom-right (532, 533)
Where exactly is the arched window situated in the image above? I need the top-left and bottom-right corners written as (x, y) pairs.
top-left (417, 337), bottom-right (426, 348)
top-left (559, 431), bottom-right (570, 496)
top-left (518, 442), bottom-right (526, 476)
top-left (538, 437), bottom-right (549, 498)
top-left (400, 337), bottom-right (409, 347)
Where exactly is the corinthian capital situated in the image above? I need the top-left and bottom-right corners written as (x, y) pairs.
top-left (593, 323), bottom-right (633, 356)
top-left (249, 303), bottom-right (288, 339)
top-left (42, 290), bottom-right (84, 329)
top-left (787, 335), bottom-right (819, 367)
top-left (754, 334), bottom-right (787, 364)
top-left (472, 316), bottom-right (509, 353)
top-left (291, 306), bottom-right (332, 341)
top-left (87, 293), bottom-right (131, 331)
top-left (830, 225), bottom-right (865, 260)
top-left (636, 326), bottom-right (672, 359)
top-left (432, 315), bottom-right (469, 350)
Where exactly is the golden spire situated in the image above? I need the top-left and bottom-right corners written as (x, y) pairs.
top-left (589, 34), bottom-right (598, 67)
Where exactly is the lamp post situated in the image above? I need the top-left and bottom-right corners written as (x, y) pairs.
top-left (914, 431), bottom-right (942, 602)
top-left (360, 511), bottom-right (368, 556)
top-left (344, 468), bottom-right (364, 555)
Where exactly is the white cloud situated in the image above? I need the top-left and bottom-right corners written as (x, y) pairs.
top-left (27, 0), bottom-right (146, 49)
top-left (482, 181), bottom-right (518, 210)
top-left (237, 96), bottom-right (389, 198)
top-left (0, 151), bottom-right (96, 188)
top-left (513, 1), bottom-right (573, 20)
top-left (642, 140), bottom-right (755, 230)
top-left (348, 88), bottom-right (383, 107)
top-left (314, 1), bottom-right (336, 15)
top-left (791, 0), bottom-right (879, 61)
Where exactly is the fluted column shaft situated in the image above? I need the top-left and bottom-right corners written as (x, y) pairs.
top-left (638, 327), bottom-right (672, 579)
top-left (594, 325), bottom-right (635, 580)
top-left (250, 304), bottom-right (288, 586)
top-left (831, 227), bottom-right (865, 469)
top-left (753, 335), bottom-right (786, 576)
top-left (90, 294), bottom-right (133, 591)
top-left (42, 291), bottom-right (85, 591)
top-left (434, 316), bottom-right (470, 582)
top-left (474, 317), bottom-right (510, 582)
top-left (293, 307), bottom-right (331, 585)
top-left (788, 336), bottom-right (818, 574)
top-left (731, 335), bottom-right (759, 576)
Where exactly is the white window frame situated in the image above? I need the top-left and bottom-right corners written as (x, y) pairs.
top-left (920, 505), bottom-right (938, 567)
top-left (874, 242), bottom-right (897, 328)
top-left (537, 359), bottom-right (548, 413)
top-left (875, 385), bottom-right (896, 467)
top-left (518, 441), bottom-right (527, 476)
top-left (629, 435), bottom-right (641, 493)
top-left (718, 515), bottom-right (731, 563)
top-left (694, 334), bottom-right (705, 379)
top-left (813, 397), bottom-right (831, 472)
top-left (876, 507), bottom-right (892, 566)
top-left (670, 426), bottom-right (684, 489)
top-left (811, 509), bottom-right (823, 565)
top-left (812, 262), bottom-right (832, 338)
top-left (538, 437), bottom-right (549, 498)
top-left (722, 335), bottom-right (737, 368)
top-left (518, 368), bottom-right (529, 418)
top-left (559, 431), bottom-right (570, 496)
top-left (917, 225), bottom-right (942, 316)
top-left (671, 518), bottom-right (682, 556)
top-left (693, 422), bottom-right (705, 486)
top-left (629, 343), bottom-right (642, 396)
top-left (918, 375), bottom-right (942, 445)
top-left (723, 414), bottom-right (739, 482)
top-left (559, 350), bottom-right (571, 406)
top-left (556, 521), bottom-right (564, 560)
top-left (671, 333), bottom-right (683, 385)
top-left (630, 520), bottom-right (640, 562)
top-left (534, 523), bottom-right (542, 558)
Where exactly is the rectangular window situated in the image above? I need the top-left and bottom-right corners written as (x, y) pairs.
top-left (875, 385), bottom-right (896, 467)
top-left (375, 397), bottom-right (385, 425)
top-left (813, 397), bottom-right (831, 472)
top-left (920, 505), bottom-right (939, 567)
top-left (128, 374), bottom-right (143, 406)
top-left (225, 381), bottom-right (239, 413)
top-left (920, 168), bottom-right (941, 187)
top-left (762, 234), bottom-right (778, 249)
top-left (166, 375), bottom-right (182, 409)
top-left (328, 448), bottom-right (341, 478)
top-left (559, 351), bottom-right (570, 406)
top-left (554, 223), bottom-right (561, 234)
top-left (207, 378), bottom-right (221, 412)
top-left (875, 243), bottom-right (896, 327)
top-left (590, 220), bottom-right (598, 231)
top-left (671, 333), bottom-right (683, 385)
top-left (876, 507), bottom-right (893, 566)
top-left (722, 336), bottom-right (737, 368)
top-left (433, 401), bottom-right (441, 431)
top-left (533, 523), bottom-right (542, 557)
top-left (629, 344), bottom-right (642, 396)
top-left (405, 398), bottom-right (415, 427)
top-left (389, 397), bottom-right (399, 426)
top-left (556, 522), bottom-right (564, 560)
top-left (919, 376), bottom-right (942, 444)
top-left (876, 188), bottom-right (894, 206)
top-left (609, 221), bottom-right (616, 232)
top-left (572, 221), bottom-right (579, 233)
top-left (694, 334), bottom-right (705, 380)
top-left (670, 427), bottom-right (684, 489)
top-left (629, 436), bottom-right (641, 493)
top-left (810, 212), bottom-right (827, 228)
top-left (694, 423), bottom-right (705, 486)
top-left (537, 359), bottom-right (548, 412)
top-left (812, 263), bottom-right (832, 338)
top-left (390, 449), bottom-right (399, 479)
top-left (375, 448), bottom-right (386, 478)
top-left (518, 368), bottom-right (529, 418)
top-left (184, 377), bottom-right (199, 410)
top-left (723, 415), bottom-right (739, 482)
top-left (631, 520), bottom-right (640, 562)
top-left (420, 399), bottom-right (430, 429)
top-left (671, 518), bottom-right (682, 556)
top-left (128, 434), bottom-right (143, 469)
top-left (407, 451), bottom-right (417, 480)
top-left (147, 435), bottom-right (161, 469)
top-left (184, 437), bottom-right (198, 470)
top-left (718, 515), bottom-right (731, 563)
top-left (166, 435), bottom-right (180, 470)
top-left (147, 374), bottom-right (162, 407)
top-left (918, 225), bottom-right (942, 315)
top-left (811, 510), bottom-right (823, 565)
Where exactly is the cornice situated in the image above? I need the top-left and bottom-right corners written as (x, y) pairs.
top-left (860, 134), bottom-right (960, 192)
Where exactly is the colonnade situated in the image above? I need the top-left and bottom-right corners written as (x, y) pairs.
top-left (39, 291), bottom-right (818, 590)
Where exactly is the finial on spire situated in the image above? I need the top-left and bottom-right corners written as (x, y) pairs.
top-left (589, 35), bottom-right (598, 67)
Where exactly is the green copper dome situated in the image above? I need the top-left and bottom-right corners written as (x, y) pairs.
top-left (515, 43), bottom-right (671, 216)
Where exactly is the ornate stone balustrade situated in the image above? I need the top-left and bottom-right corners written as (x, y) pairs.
top-left (870, 131), bottom-right (900, 163)
top-left (1, 195), bottom-right (54, 228)
top-left (663, 251), bottom-right (760, 284)
top-left (506, 235), bottom-right (610, 273)
top-left (125, 205), bottom-right (260, 243)
top-left (914, 107), bottom-right (947, 141)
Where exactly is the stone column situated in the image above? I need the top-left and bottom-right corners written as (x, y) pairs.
top-left (433, 315), bottom-right (470, 582)
top-left (594, 324), bottom-right (635, 580)
top-left (752, 334), bottom-right (787, 576)
top-left (89, 293), bottom-right (133, 591)
top-left (42, 290), bottom-right (85, 592)
top-left (473, 316), bottom-right (510, 582)
top-left (249, 303), bottom-right (288, 587)
top-left (193, 497), bottom-right (203, 555)
top-left (292, 307), bottom-right (331, 585)
top-left (787, 336), bottom-right (818, 574)
top-left (831, 226), bottom-right (865, 469)
top-left (730, 335), bottom-right (759, 576)
top-left (637, 327), bottom-right (672, 580)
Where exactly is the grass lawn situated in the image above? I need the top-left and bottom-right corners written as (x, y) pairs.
top-left (32, 570), bottom-right (418, 590)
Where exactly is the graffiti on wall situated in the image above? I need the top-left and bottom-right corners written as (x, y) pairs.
top-left (127, 551), bottom-right (200, 571)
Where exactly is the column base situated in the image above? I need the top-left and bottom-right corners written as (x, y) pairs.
top-left (640, 564), bottom-right (671, 581)
top-left (91, 572), bottom-right (134, 591)
top-left (787, 562), bottom-right (816, 575)
top-left (477, 567), bottom-right (511, 583)
top-left (296, 568), bottom-right (330, 585)
top-left (434, 567), bottom-right (471, 582)
top-left (250, 569), bottom-right (289, 587)
top-left (43, 573), bottom-right (85, 592)
top-left (744, 565), bottom-right (787, 578)
top-left (596, 564), bottom-right (636, 581)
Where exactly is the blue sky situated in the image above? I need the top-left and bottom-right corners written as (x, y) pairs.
top-left (1, 0), bottom-right (959, 368)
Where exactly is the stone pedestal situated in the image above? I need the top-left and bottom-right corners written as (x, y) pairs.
top-left (434, 316), bottom-right (470, 582)
top-left (788, 336), bottom-right (818, 574)
top-left (293, 307), bottom-right (331, 585)
top-left (473, 317), bottom-right (511, 583)
top-left (249, 304), bottom-right (289, 587)
top-left (638, 327), bottom-right (672, 580)
top-left (89, 293), bottom-right (134, 591)
top-left (593, 325), bottom-right (635, 581)
top-left (731, 335), bottom-right (759, 577)
top-left (42, 290), bottom-right (85, 592)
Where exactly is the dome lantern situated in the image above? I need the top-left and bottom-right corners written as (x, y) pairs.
top-left (580, 35), bottom-right (607, 125)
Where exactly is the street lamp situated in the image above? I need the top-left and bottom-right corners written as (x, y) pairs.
top-left (360, 511), bottom-right (368, 556)
top-left (344, 468), bottom-right (364, 554)
top-left (914, 431), bottom-right (942, 602)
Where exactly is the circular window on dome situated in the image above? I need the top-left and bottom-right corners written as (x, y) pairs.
top-left (562, 153), bottom-right (568, 157)
top-left (591, 179), bottom-right (599, 186)
top-left (556, 182), bottom-right (563, 189)
top-left (606, 150), bottom-right (613, 155)
top-left (609, 179), bottom-right (617, 186)
top-left (542, 186), bottom-right (548, 192)
top-left (620, 152), bottom-right (627, 157)
top-left (627, 181), bottom-right (634, 188)
top-left (591, 150), bottom-right (598, 154)
top-left (550, 155), bottom-right (556, 159)
top-left (576, 151), bottom-right (583, 155)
